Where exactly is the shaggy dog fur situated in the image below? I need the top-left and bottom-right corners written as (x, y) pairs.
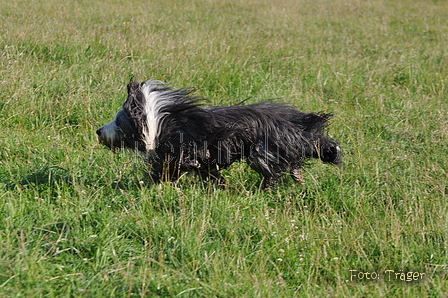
top-left (96, 79), bottom-right (341, 187)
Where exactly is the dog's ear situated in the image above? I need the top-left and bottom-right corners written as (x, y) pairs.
top-left (304, 112), bottom-right (332, 133)
top-left (123, 80), bottom-right (145, 122)
top-left (126, 77), bottom-right (139, 97)
top-left (122, 80), bottom-right (147, 145)
top-left (127, 77), bottom-right (134, 93)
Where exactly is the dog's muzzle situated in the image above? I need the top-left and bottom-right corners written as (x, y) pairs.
top-left (96, 127), bottom-right (103, 138)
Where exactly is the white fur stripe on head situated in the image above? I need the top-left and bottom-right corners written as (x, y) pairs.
top-left (140, 80), bottom-right (172, 151)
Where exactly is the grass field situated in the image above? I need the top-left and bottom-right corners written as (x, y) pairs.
top-left (1, 0), bottom-right (447, 296)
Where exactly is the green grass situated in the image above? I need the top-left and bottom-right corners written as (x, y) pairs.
top-left (1, 0), bottom-right (447, 296)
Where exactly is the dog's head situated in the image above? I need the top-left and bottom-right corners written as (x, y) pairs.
top-left (301, 112), bottom-right (341, 165)
top-left (318, 137), bottom-right (341, 165)
top-left (96, 109), bottom-right (143, 152)
top-left (97, 79), bottom-right (203, 153)
top-left (96, 79), bottom-right (162, 152)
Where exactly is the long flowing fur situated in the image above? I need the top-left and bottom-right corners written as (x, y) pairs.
top-left (97, 79), bottom-right (341, 187)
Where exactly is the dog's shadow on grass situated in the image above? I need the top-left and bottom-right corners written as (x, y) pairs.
top-left (1, 165), bottom-right (72, 190)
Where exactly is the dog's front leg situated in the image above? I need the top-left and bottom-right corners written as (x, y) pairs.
top-left (290, 168), bottom-right (305, 184)
top-left (149, 161), bottom-right (162, 183)
top-left (199, 168), bottom-right (226, 188)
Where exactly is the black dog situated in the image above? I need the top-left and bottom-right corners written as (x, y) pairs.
top-left (96, 79), bottom-right (341, 187)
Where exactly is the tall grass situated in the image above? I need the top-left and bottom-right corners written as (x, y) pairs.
top-left (1, 0), bottom-right (447, 296)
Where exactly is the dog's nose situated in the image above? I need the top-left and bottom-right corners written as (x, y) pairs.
top-left (96, 128), bottom-right (102, 137)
